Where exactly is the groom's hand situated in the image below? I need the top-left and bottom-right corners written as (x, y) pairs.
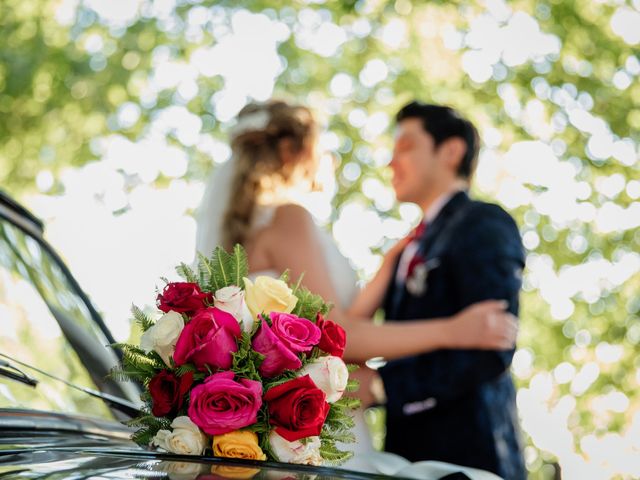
top-left (448, 300), bottom-right (518, 350)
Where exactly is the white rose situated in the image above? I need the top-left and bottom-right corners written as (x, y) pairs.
top-left (299, 356), bottom-right (349, 403)
top-left (269, 432), bottom-right (322, 466)
top-left (152, 416), bottom-right (208, 455)
top-left (140, 311), bottom-right (184, 367)
top-left (213, 286), bottom-right (255, 333)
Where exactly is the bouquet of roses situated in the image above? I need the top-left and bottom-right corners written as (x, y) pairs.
top-left (111, 245), bottom-right (359, 466)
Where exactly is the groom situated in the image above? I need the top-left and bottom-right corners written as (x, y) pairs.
top-left (377, 102), bottom-right (526, 479)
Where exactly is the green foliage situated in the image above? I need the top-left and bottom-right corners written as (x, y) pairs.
top-left (319, 391), bottom-right (360, 464)
top-left (204, 245), bottom-right (249, 292)
top-left (131, 305), bottom-right (154, 333)
top-left (291, 284), bottom-right (332, 321)
top-left (109, 342), bottom-right (163, 383)
top-left (175, 364), bottom-right (206, 381)
top-left (319, 439), bottom-right (354, 465)
top-left (128, 412), bottom-right (171, 446)
top-left (345, 379), bottom-right (359, 393)
top-left (176, 263), bottom-right (198, 284)
top-left (279, 269), bottom-right (290, 283)
top-left (196, 252), bottom-right (214, 291)
top-left (231, 331), bottom-right (264, 382)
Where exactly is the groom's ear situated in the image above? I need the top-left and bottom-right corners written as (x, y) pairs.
top-left (440, 137), bottom-right (467, 175)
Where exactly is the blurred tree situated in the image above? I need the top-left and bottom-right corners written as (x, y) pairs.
top-left (1, 0), bottom-right (639, 478)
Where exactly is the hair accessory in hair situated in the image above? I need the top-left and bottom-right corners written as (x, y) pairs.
top-left (230, 110), bottom-right (270, 139)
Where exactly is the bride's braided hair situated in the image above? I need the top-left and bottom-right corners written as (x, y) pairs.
top-left (222, 100), bottom-right (316, 250)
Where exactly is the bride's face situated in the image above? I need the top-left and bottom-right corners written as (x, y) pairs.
top-left (289, 135), bottom-right (322, 188)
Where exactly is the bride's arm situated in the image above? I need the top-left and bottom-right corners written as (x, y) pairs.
top-left (263, 205), bottom-right (517, 363)
top-left (345, 238), bottom-right (408, 318)
top-left (339, 301), bottom-right (516, 363)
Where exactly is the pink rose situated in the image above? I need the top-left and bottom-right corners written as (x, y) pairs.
top-left (252, 319), bottom-right (302, 378)
top-left (187, 371), bottom-right (262, 436)
top-left (173, 307), bottom-right (241, 371)
top-left (270, 312), bottom-right (321, 354)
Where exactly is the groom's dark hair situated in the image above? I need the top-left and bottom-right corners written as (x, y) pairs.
top-left (396, 101), bottom-right (480, 180)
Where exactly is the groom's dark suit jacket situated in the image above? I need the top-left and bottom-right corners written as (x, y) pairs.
top-left (379, 191), bottom-right (526, 480)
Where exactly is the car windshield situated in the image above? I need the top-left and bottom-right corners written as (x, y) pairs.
top-left (0, 211), bottom-right (138, 420)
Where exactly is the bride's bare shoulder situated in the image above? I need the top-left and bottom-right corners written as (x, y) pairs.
top-left (259, 203), bottom-right (317, 254)
top-left (270, 203), bottom-right (314, 230)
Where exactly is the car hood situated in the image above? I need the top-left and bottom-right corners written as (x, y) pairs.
top-left (0, 410), bottom-right (403, 480)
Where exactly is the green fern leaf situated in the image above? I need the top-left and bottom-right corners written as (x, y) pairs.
top-left (279, 269), bottom-right (290, 283)
top-left (230, 244), bottom-right (249, 287)
top-left (176, 262), bottom-right (197, 283)
top-left (196, 252), bottom-right (213, 289)
top-left (131, 305), bottom-right (154, 332)
top-left (319, 439), bottom-right (353, 464)
top-left (210, 246), bottom-right (231, 290)
top-left (345, 379), bottom-right (360, 393)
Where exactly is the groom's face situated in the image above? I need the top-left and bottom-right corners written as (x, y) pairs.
top-left (390, 118), bottom-right (439, 204)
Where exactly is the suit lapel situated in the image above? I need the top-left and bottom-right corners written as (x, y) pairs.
top-left (391, 191), bottom-right (470, 316)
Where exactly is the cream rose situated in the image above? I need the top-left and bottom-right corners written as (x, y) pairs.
top-left (212, 430), bottom-right (266, 461)
top-left (214, 286), bottom-right (255, 333)
top-left (299, 356), bottom-right (348, 403)
top-left (152, 416), bottom-right (208, 455)
top-left (243, 276), bottom-right (297, 319)
top-left (140, 310), bottom-right (184, 367)
top-left (269, 431), bottom-right (322, 466)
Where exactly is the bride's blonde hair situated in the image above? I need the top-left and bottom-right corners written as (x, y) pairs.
top-left (222, 100), bottom-right (317, 250)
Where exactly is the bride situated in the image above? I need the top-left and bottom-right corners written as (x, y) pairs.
top-left (195, 100), bottom-right (517, 465)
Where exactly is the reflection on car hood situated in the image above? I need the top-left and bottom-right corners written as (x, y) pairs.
top-left (0, 410), bottom-right (404, 480)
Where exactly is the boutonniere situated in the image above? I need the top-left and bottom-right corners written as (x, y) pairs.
top-left (406, 256), bottom-right (441, 296)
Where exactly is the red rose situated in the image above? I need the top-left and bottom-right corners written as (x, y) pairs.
top-left (264, 375), bottom-right (330, 442)
top-left (149, 370), bottom-right (193, 417)
top-left (317, 314), bottom-right (346, 358)
top-left (173, 307), bottom-right (241, 371)
top-left (157, 282), bottom-right (212, 315)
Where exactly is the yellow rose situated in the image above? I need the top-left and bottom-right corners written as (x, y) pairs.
top-left (212, 430), bottom-right (267, 462)
top-left (243, 276), bottom-right (297, 319)
top-left (210, 465), bottom-right (260, 479)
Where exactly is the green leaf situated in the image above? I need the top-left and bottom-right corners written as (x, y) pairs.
top-left (230, 331), bottom-right (264, 382)
top-left (230, 244), bottom-right (249, 287)
top-left (345, 379), bottom-right (360, 393)
top-left (333, 396), bottom-right (361, 410)
top-left (197, 252), bottom-right (213, 290)
top-left (131, 305), bottom-right (154, 333)
top-left (291, 284), bottom-right (332, 321)
top-left (109, 342), bottom-right (164, 383)
top-left (319, 439), bottom-right (353, 465)
top-left (279, 269), bottom-right (290, 283)
top-left (210, 246), bottom-right (231, 291)
top-left (176, 262), bottom-right (198, 283)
